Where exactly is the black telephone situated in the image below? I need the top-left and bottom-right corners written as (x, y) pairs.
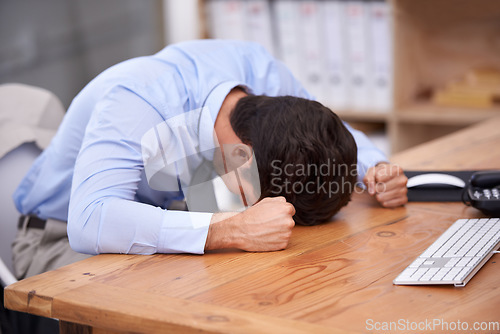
top-left (465, 171), bottom-right (500, 215)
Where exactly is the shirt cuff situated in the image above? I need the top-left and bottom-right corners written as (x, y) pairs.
top-left (358, 152), bottom-right (389, 178)
top-left (157, 211), bottom-right (213, 254)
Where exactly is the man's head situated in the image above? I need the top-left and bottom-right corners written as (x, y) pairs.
top-left (229, 94), bottom-right (358, 226)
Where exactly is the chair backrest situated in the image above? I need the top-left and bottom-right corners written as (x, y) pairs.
top-left (0, 143), bottom-right (42, 285)
top-left (0, 84), bottom-right (65, 286)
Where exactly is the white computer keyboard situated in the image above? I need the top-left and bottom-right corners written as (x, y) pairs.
top-left (394, 218), bottom-right (500, 287)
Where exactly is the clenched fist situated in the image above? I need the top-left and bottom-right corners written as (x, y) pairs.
top-left (364, 162), bottom-right (408, 207)
top-left (206, 197), bottom-right (296, 252)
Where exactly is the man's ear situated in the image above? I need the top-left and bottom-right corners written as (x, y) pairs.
top-left (228, 143), bottom-right (252, 170)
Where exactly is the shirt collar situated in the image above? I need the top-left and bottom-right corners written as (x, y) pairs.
top-left (199, 81), bottom-right (246, 161)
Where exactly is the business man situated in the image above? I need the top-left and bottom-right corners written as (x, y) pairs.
top-left (12, 40), bottom-right (407, 279)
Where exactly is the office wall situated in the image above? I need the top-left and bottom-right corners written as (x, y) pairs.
top-left (0, 0), bottom-right (165, 108)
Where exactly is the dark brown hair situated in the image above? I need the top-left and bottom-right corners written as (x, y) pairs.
top-left (230, 95), bottom-right (358, 226)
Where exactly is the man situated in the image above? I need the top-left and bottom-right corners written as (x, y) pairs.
top-left (12, 40), bottom-right (407, 278)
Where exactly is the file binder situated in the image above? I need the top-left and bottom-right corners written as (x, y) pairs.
top-left (245, 0), bottom-right (275, 56)
top-left (273, 0), bottom-right (303, 83)
top-left (206, 0), bottom-right (245, 40)
top-left (345, 0), bottom-right (370, 111)
top-left (323, 0), bottom-right (349, 110)
top-left (298, 0), bottom-right (326, 102)
top-left (368, 0), bottom-right (393, 111)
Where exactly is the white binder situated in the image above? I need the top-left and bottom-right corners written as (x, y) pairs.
top-left (345, 0), bottom-right (371, 111)
top-left (273, 0), bottom-right (303, 83)
top-left (368, 0), bottom-right (393, 112)
top-left (244, 0), bottom-right (276, 56)
top-left (322, 0), bottom-right (349, 110)
top-left (206, 0), bottom-right (245, 40)
top-left (297, 0), bottom-right (326, 103)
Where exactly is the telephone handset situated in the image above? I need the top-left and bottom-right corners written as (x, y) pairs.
top-left (466, 171), bottom-right (500, 215)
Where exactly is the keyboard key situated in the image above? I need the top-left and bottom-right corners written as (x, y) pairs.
top-left (444, 257), bottom-right (460, 267)
top-left (456, 257), bottom-right (471, 267)
top-left (454, 267), bottom-right (472, 281)
top-left (443, 267), bottom-right (462, 281)
top-left (409, 257), bottom-right (426, 268)
top-left (411, 268), bottom-right (429, 280)
top-left (420, 268), bottom-right (440, 281)
top-left (398, 267), bottom-right (418, 279)
top-left (432, 268), bottom-right (451, 281)
top-left (467, 257), bottom-right (481, 267)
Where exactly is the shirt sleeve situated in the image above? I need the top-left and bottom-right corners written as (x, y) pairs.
top-left (342, 123), bottom-right (388, 182)
top-left (67, 85), bottom-right (211, 255)
top-left (266, 58), bottom-right (388, 181)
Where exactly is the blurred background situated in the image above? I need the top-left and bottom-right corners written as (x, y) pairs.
top-left (0, 0), bottom-right (165, 108)
top-left (2, 0), bottom-right (500, 155)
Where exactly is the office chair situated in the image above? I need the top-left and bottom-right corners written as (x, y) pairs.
top-left (0, 83), bottom-right (65, 288)
top-left (0, 143), bottom-right (42, 287)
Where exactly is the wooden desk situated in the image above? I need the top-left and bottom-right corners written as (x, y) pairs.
top-left (5, 117), bottom-right (500, 334)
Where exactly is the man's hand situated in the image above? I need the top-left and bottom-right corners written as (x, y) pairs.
top-left (205, 197), bottom-right (295, 252)
top-left (363, 162), bottom-right (408, 208)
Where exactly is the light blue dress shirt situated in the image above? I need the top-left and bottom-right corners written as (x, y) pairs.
top-left (13, 40), bottom-right (387, 255)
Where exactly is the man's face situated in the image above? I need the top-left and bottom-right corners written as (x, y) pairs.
top-left (213, 144), bottom-right (261, 207)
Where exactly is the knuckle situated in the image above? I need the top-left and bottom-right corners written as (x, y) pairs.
top-left (399, 177), bottom-right (408, 187)
top-left (282, 218), bottom-right (293, 229)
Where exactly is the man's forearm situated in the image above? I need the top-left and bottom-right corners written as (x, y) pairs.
top-left (205, 212), bottom-right (242, 251)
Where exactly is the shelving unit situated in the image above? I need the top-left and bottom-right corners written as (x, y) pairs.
top-left (390, 0), bottom-right (500, 152)
top-left (198, 0), bottom-right (500, 153)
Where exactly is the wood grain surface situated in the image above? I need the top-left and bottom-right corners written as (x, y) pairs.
top-left (5, 117), bottom-right (500, 333)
